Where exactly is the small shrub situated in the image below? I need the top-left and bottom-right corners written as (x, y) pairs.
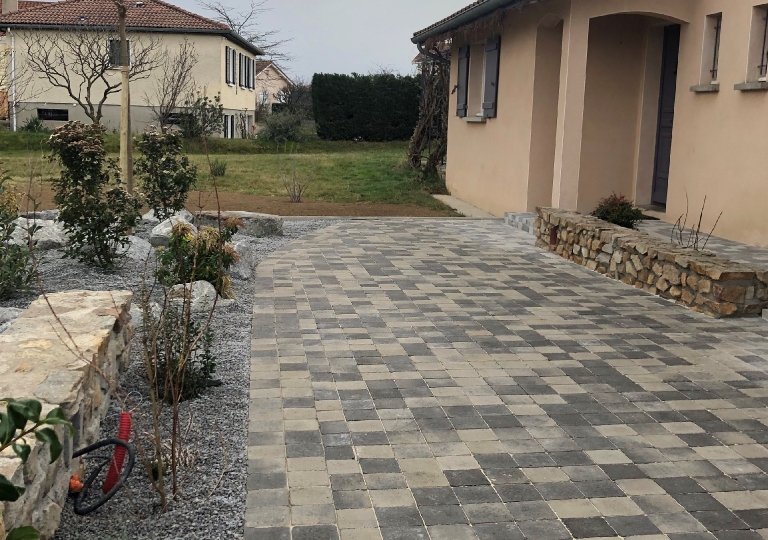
top-left (282, 160), bottom-right (312, 202)
top-left (157, 220), bottom-right (241, 298)
top-left (261, 112), bottom-right (303, 144)
top-left (149, 305), bottom-right (217, 402)
top-left (0, 170), bottom-right (35, 299)
top-left (48, 122), bottom-right (142, 269)
top-left (209, 158), bottom-right (227, 178)
top-left (135, 129), bottom-right (197, 221)
top-left (19, 116), bottom-right (50, 133)
top-left (178, 92), bottom-right (225, 139)
top-left (591, 193), bottom-right (645, 230)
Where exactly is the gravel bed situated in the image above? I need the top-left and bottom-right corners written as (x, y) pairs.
top-left (0, 219), bottom-right (336, 540)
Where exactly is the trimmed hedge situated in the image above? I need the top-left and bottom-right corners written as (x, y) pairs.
top-left (312, 73), bottom-right (419, 141)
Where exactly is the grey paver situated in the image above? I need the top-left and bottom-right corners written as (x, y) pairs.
top-left (245, 219), bottom-right (768, 539)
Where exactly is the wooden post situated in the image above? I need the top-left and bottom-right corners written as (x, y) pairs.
top-left (116, 0), bottom-right (133, 193)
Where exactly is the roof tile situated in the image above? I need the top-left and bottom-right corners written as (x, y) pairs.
top-left (0, 0), bottom-right (229, 30)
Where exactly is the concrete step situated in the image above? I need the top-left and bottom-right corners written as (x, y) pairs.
top-left (505, 212), bottom-right (537, 235)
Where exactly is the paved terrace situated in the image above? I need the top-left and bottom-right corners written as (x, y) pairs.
top-left (246, 220), bottom-right (768, 540)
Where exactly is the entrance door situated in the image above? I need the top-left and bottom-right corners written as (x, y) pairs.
top-left (652, 24), bottom-right (681, 206)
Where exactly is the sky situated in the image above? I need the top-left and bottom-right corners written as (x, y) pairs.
top-left (173, 0), bottom-right (470, 80)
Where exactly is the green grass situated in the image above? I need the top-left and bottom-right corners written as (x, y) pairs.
top-left (0, 131), bottom-right (454, 214)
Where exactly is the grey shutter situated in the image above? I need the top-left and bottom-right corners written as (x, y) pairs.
top-left (225, 46), bottom-right (231, 84)
top-left (456, 45), bottom-right (470, 118)
top-left (482, 35), bottom-right (501, 118)
top-left (108, 39), bottom-right (120, 67)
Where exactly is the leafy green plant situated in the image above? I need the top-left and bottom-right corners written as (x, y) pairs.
top-left (591, 193), bottom-right (645, 230)
top-left (148, 306), bottom-right (217, 402)
top-left (48, 122), bottom-right (142, 269)
top-left (178, 92), bottom-right (224, 139)
top-left (209, 158), bottom-right (227, 178)
top-left (0, 170), bottom-right (35, 299)
top-left (156, 220), bottom-right (241, 298)
top-left (261, 112), bottom-right (303, 144)
top-left (0, 398), bottom-right (73, 540)
top-left (18, 117), bottom-right (49, 133)
top-left (135, 129), bottom-right (197, 221)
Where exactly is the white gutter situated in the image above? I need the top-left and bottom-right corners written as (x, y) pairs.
top-left (9, 28), bottom-right (16, 132)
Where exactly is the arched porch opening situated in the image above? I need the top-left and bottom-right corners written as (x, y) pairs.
top-left (576, 12), bottom-right (685, 214)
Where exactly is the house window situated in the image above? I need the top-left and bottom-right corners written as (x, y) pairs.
top-left (230, 48), bottom-right (237, 85)
top-left (37, 108), bottom-right (68, 121)
top-left (701, 14), bottom-right (722, 83)
top-left (223, 114), bottom-right (235, 138)
top-left (108, 39), bottom-right (131, 68)
top-left (225, 46), bottom-right (231, 84)
top-left (456, 36), bottom-right (501, 119)
top-left (748, 5), bottom-right (768, 82)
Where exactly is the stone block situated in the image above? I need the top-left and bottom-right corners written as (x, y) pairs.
top-left (698, 279), bottom-right (712, 294)
top-left (662, 264), bottom-right (682, 285)
top-left (687, 274), bottom-right (699, 291)
top-left (712, 283), bottom-right (747, 304)
top-left (669, 286), bottom-right (682, 298)
top-left (656, 278), bottom-right (670, 292)
top-left (681, 289), bottom-right (695, 304)
top-left (196, 210), bottom-right (283, 238)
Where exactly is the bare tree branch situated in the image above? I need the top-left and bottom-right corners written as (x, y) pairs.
top-left (196, 0), bottom-right (293, 61)
top-left (20, 26), bottom-right (162, 124)
top-left (144, 40), bottom-right (199, 133)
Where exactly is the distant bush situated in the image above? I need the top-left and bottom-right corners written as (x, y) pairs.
top-left (178, 92), bottom-right (224, 139)
top-left (312, 73), bottom-right (419, 141)
top-left (591, 193), bottom-right (645, 230)
top-left (260, 113), bottom-right (303, 144)
top-left (19, 117), bottom-right (49, 133)
top-left (209, 158), bottom-right (228, 177)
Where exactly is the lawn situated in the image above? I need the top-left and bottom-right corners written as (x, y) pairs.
top-left (0, 131), bottom-right (458, 216)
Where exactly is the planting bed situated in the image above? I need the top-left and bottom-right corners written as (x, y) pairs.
top-left (0, 219), bottom-right (335, 540)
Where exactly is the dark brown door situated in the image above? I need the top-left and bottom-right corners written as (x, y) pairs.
top-left (652, 24), bottom-right (681, 206)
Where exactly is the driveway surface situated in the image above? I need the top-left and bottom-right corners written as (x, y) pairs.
top-left (246, 220), bottom-right (768, 540)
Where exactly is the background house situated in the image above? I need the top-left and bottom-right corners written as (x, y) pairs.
top-left (0, 0), bottom-right (262, 137)
top-left (254, 59), bottom-right (291, 120)
top-left (414, 0), bottom-right (768, 247)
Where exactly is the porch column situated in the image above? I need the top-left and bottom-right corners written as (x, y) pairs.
top-left (551, 13), bottom-right (590, 210)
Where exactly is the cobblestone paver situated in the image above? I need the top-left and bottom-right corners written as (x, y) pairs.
top-left (246, 219), bottom-right (768, 540)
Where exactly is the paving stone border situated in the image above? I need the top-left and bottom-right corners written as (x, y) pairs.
top-left (0, 290), bottom-right (132, 538)
top-left (535, 208), bottom-right (768, 318)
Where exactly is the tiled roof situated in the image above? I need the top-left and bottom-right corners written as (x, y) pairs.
top-left (413, 0), bottom-right (490, 38)
top-left (1, 1), bottom-right (52, 11)
top-left (255, 60), bottom-right (272, 74)
top-left (0, 0), bottom-right (229, 31)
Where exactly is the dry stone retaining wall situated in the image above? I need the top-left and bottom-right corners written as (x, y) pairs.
top-left (0, 290), bottom-right (133, 538)
top-left (535, 208), bottom-right (768, 318)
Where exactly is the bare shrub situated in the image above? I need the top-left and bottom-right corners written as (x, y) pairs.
top-left (671, 192), bottom-right (722, 251)
top-left (282, 160), bottom-right (312, 203)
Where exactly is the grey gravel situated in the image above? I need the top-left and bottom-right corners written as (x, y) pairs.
top-left (0, 219), bottom-right (336, 540)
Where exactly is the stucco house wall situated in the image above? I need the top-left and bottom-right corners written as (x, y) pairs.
top-left (433, 0), bottom-right (768, 246)
top-left (7, 30), bottom-right (257, 135)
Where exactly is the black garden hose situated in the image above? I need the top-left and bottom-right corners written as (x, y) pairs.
top-left (71, 437), bottom-right (136, 515)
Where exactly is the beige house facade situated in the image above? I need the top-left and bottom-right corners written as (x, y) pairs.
top-left (414, 0), bottom-right (768, 247)
top-left (0, 0), bottom-right (263, 137)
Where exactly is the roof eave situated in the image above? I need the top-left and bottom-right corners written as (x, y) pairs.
top-left (411, 0), bottom-right (522, 44)
top-left (0, 22), bottom-right (264, 55)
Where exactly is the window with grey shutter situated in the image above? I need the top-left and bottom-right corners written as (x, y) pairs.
top-left (482, 36), bottom-right (501, 118)
top-left (456, 45), bottom-right (470, 118)
top-left (231, 49), bottom-right (237, 84)
top-left (225, 46), bottom-right (231, 84)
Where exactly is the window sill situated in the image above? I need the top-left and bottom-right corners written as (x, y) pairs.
top-left (464, 116), bottom-right (487, 124)
top-left (690, 83), bottom-right (720, 93)
top-left (734, 81), bottom-right (768, 91)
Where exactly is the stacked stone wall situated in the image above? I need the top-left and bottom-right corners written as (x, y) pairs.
top-left (536, 208), bottom-right (768, 318)
top-left (0, 290), bottom-right (133, 538)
